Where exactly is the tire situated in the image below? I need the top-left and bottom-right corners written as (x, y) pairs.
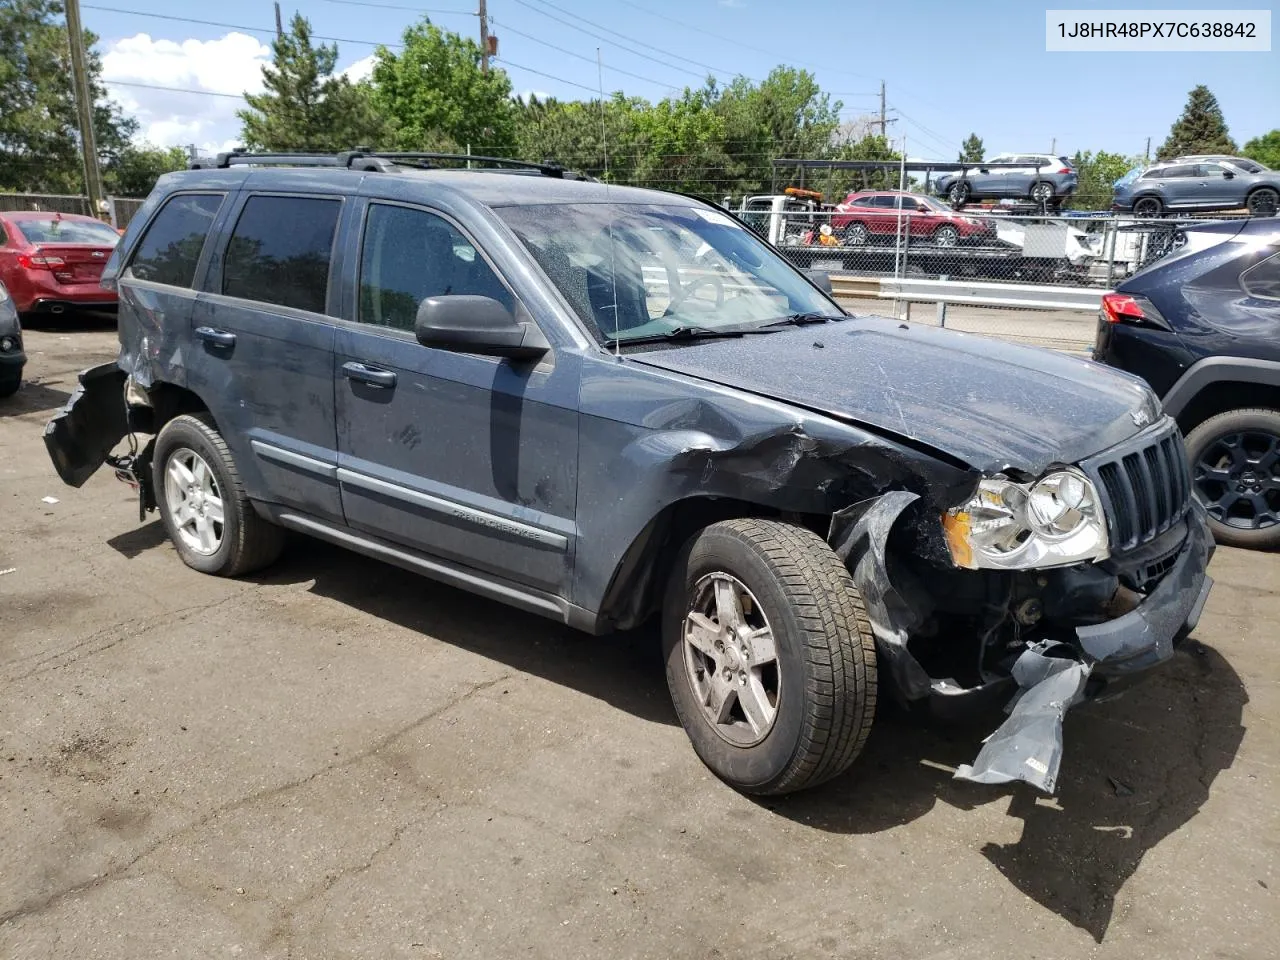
top-left (1184, 407), bottom-right (1280, 550)
top-left (947, 182), bottom-right (970, 208)
top-left (662, 519), bottom-right (877, 795)
top-left (153, 412), bottom-right (285, 575)
top-left (1246, 188), bottom-right (1279, 217)
top-left (933, 224), bottom-right (960, 247)
top-left (0, 373), bottom-right (19, 398)
top-left (843, 222), bottom-right (868, 245)
top-left (1030, 181), bottom-right (1055, 205)
top-left (1133, 196), bottom-right (1163, 219)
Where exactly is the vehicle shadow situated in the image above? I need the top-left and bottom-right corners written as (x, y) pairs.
top-left (766, 640), bottom-right (1247, 942)
top-left (120, 526), bottom-right (1247, 941)
top-left (19, 309), bottom-right (117, 333)
top-left (0, 380), bottom-right (71, 417)
top-left (252, 536), bottom-right (678, 727)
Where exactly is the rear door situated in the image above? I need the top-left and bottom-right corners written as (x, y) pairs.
top-left (190, 193), bottom-right (347, 522)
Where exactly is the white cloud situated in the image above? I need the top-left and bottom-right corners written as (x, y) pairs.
top-left (101, 32), bottom-right (271, 150)
top-left (341, 54), bottom-right (378, 84)
top-left (517, 89), bottom-right (553, 103)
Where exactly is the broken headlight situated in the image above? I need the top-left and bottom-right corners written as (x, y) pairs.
top-left (942, 469), bottom-right (1109, 570)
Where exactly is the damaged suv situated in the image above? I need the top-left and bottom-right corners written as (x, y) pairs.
top-left (45, 152), bottom-right (1214, 796)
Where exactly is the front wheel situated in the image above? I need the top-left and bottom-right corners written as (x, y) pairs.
top-left (843, 222), bottom-right (869, 245)
top-left (1185, 408), bottom-right (1280, 550)
top-left (154, 413), bottom-right (285, 575)
top-left (663, 519), bottom-right (877, 795)
top-left (1247, 188), bottom-right (1279, 217)
top-left (933, 224), bottom-right (960, 247)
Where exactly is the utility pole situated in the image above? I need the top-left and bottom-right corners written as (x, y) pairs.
top-left (1144, 136), bottom-right (1151, 162)
top-left (274, 2), bottom-right (283, 38)
top-left (64, 0), bottom-right (104, 217)
top-left (1050, 137), bottom-right (1056, 154)
top-left (478, 0), bottom-right (489, 73)
top-left (878, 80), bottom-right (886, 138)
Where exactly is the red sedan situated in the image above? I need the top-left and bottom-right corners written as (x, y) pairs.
top-left (0, 211), bottom-right (120, 315)
top-left (830, 191), bottom-right (997, 247)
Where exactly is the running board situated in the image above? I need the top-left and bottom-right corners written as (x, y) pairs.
top-left (268, 508), bottom-right (594, 629)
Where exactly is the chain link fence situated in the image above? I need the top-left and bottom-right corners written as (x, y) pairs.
top-left (0, 192), bottom-right (146, 230)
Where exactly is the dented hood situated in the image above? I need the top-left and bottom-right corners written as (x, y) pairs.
top-left (629, 317), bottom-right (1160, 476)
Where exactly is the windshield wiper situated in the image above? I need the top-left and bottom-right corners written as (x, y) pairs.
top-left (756, 311), bottom-right (851, 328)
top-left (602, 325), bottom-right (780, 348)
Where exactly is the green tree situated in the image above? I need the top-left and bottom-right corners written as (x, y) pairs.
top-left (631, 86), bottom-right (729, 197)
top-left (715, 68), bottom-right (842, 197)
top-left (821, 133), bottom-right (903, 197)
top-left (104, 143), bottom-right (189, 196)
top-left (1067, 149), bottom-right (1139, 209)
top-left (238, 14), bottom-right (388, 152)
top-left (371, 18), bottom-right (517, 153)
top-left (515, 94), bottom-right (644, 182)
top-left (1156, 85), bottom-right (1236, 160)
top-left (958, 133), bottom-right (984, 163)
top-left (1242, 129), bottom-right (1280, 169)
top-left (0, 0), bottom-right (137, 193)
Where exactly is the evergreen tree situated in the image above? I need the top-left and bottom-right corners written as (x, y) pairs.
top-left (1156, 85), bottom-right (1236, 160)
top-left (958, 133), bottom-right (984, 163)
top-left (238, 14), bottom-right (387, 152)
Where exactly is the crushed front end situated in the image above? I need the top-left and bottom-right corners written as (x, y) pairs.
top-left (831, 416), bottom-right (1214, 794)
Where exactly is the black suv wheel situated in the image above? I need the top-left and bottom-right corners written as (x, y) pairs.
top-left (662, 519), bottom-right (877, 795)
top-left (1185, 408), bottom-right (1280, 549)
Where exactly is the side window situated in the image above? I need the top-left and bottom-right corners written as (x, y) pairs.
top-left (870, 196), bottom-right (896, 208)
top-left (125, 193), bottom-right (224, 287)
top-left (1241, 251), bottom-right (1280, 301)
top-left (1142, 168), bottom-right (1165, 179)
top-left (222, 195), bottom-right (339, 314)
top-left (1164, 165), bottom-right (1197, 179)
top-left (358, 203), bottom-right (514, 332)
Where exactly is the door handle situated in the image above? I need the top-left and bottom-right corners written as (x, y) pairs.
top-left (195, 326), bottom-right (236, 348)
top-left (342, 361), bottom-right (397, 389)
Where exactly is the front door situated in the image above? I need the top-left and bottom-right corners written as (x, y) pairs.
top-left (334, 201), bottom-right (580, 596)
top-left (190, 192), bottom-right (346, 522)
top-left (1196, 163), bottom-right (1241, 205)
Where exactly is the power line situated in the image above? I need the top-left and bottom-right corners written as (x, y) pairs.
top-left (495, 57), bottom-right (602, 95)
top-left (106, 79), bottom-right (249, 99)
top-left (510, 0), bottom-right (713, 81)
top-left (319, 0), bottom-right (471, 12)
top-left (82, 4), bottom-right (407, 47)
top-left (491, 19), bottom-right (675, 90)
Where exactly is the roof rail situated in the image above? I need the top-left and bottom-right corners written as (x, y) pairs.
top-left (187, 147), bottom-right (592, 180)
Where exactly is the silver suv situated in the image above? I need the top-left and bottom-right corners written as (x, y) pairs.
top-left (1115, 160), bottom-right (1280, 218)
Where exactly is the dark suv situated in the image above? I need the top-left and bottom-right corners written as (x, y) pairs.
top-left (45, 151), bottom-right (1213, 796)
top-left (1095, 217), bottom-right (1280, 550)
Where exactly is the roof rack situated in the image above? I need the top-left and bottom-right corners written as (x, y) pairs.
top-left (190, 148), bottom-right (592, 180)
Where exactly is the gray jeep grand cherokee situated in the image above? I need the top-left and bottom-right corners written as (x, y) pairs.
top-left (45, 152), bottom-right (1213, 796)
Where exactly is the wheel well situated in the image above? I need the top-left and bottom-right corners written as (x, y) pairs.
top-left (132, 382), bottom-right (212, 435)
top-left (1175, 380), bottom-right (1280, 435)
top-left (596, 496), bottom-right (829, 632)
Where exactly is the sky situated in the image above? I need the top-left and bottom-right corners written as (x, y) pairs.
top-left (87, 0), bottom-right (1279, 161)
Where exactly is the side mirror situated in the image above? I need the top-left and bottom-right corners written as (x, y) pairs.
top-left (415, 295), bottom-right (548, 360)
top-left (804, 270), bottom-right (833, 295)
top-left (1222, 170), bottom-right (1235, 179)
top-left (978, 167), bottom-right (989, 174)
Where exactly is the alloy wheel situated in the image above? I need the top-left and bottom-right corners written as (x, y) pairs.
top-left (1194, 430), bottom-right (1280, 530)
top-left (163, 447), bottom-right (225, 555)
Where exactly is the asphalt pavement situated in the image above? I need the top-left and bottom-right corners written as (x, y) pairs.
top-left (1, 320), bottom-right (1275, 959)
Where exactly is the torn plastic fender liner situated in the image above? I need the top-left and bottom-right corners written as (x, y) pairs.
top-left (828, 491), bottom-right (936, 702)
top-left (953, 642), bottom-right (1092, 794)
top-left (44, 362), bottom-right (128, 487)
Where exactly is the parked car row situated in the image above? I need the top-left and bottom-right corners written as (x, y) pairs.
top-left (1112, 155), bottom-right (1278, 218)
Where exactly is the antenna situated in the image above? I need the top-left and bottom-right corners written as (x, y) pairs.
top-left (597, 47), bottom-right (620, 358)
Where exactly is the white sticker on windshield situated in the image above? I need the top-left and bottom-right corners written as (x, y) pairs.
top-left (691, 207), bottom-right (740, 228)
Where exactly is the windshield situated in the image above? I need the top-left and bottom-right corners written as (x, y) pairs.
top-left (15, 217), bottom-right (120, 245)
top-left (1115, 166), bottom-right (1144, 187)
top-left (916, 195), bottom-right (952, 212)
top-left (497, 202), bottom-right (838, 344)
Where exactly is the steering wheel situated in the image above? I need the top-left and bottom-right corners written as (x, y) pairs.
top-left (664, 273), bottom-right (725, 316)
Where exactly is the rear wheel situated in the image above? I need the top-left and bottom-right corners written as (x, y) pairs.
top-left (843, 222), bottom-right (869, 245)
top-left (947, 182), bottom-right (970, 208)
top-left (1133, 196), bottom-right (1163, 218)
top-left (1247, 188), bottom-right (1279, 217)
top-left (663, 519), bottom-right (877, 795)
top-left (1030, 181), bottom-right (1055, 205)
top-left (154, 413), bottom-right (285, 575)
top-left (1185, 408), bottom-right (1280, 550)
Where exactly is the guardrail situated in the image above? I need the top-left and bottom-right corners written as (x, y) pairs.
top-left (830, 274), bottom-right (1106, 312)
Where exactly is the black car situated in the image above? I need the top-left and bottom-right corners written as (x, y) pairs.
top-left (0, 280), bottom-right (24, 398)
top-left (45, 150), bottom-right (1213, 796)
top-left (1095, 217), bottom-right (1280, 549)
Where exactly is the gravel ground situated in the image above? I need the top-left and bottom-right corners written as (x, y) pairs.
top-left (1, 319), bottom-right (1275, 959)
